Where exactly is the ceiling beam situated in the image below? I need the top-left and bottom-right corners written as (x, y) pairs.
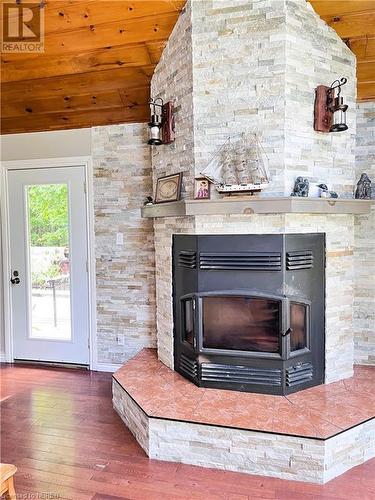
top-left (1, 42), bottom-right (161, 82)
top-left (320, 12), bottom-right (375, 39)
top-left (2, 105), bottom-right (150, 134)
top-left (2, 66), bottom-right (154, 101)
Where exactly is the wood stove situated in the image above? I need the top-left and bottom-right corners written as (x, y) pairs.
top-left (173, 234), bottom-right (325, 395)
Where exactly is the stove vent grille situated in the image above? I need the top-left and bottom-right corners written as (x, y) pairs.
top-left (178, 251), bottom-right (197, 269)
top-left (286, 251), bottom-right (313, 270)
top-left (199, 252), bottom-right (282, 271)
top-left (201, 363), bottom-right (282, 386)
top-left (286, 362), bottom-right (313, 386)
top-left (179, 353), bottom-right (198, 379)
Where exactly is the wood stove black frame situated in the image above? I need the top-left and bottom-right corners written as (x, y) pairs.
top-left (173, 233), bottom-right (325, 395)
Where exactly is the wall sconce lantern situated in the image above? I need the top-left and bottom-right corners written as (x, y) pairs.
top-left (147, 98), bottom-right (175, 146)
top-left (148, 98), bottom-right (163, 145)
top-left (314, 77), bottom-right (348, 133)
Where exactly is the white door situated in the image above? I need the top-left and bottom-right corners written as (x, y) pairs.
top-left (8, 166), bottom-right (89, 365)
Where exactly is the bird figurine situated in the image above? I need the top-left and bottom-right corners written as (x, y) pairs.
top-left (317, 184), bottom-right (338, 199)
top-left (144, 196), bottom-right (154, 206)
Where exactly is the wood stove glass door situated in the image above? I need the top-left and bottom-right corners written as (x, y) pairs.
top-left (181, 297), bottom-right (195, 348)
top-left (289, 301), bottom-right (310, 354)
top-left (200, 295), bottom-right (283, 354)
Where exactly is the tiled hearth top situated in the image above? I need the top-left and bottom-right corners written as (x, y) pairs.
top-left (113, 349), bottom-right (375, 440)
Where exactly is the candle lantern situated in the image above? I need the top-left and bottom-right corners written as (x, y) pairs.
top-left (314, 77), bottom-right (348, 133)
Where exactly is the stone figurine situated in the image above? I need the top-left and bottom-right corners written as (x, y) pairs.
top-left (355, 173), bottom-right (372, 199)
top-left (291, 177), bottom-right (309, 197)
top-left (317, 184), bottom-right (338, 199)
top-left (144, 196), bottom-right (154, 206)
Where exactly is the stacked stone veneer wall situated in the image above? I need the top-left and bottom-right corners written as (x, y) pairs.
top-left (93, 124), bottom-right (156, 365)
top-left (152, 0), bottom-right (356, 198)
top-left (354, 102), bottom-right (375, 365)
top-left (113, 379), bottom-right (375, 484)
top-left (283, 1), bottom-right (356, 196)
top-left (151, 1), bottom-right (195, 199)
top-left (153, 217), bottom-right (195, 367)
top-left (192, 0), bottom-right (356, 196)
top-left (150, 0), bottom-right (358, 382)
top-left (191, 0), bottom-right (287, 195)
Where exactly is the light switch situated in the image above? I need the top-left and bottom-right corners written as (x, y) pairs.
top-left (116, 232), bottom-right (124, 245)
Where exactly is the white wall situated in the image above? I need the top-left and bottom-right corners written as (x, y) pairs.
top-left (1, 128), bottom-right (91, 161)
top-left (0, 128), bottom-right (92, 358)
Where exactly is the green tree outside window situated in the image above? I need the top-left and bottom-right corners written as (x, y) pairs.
top-left (28, 184), bottom-right (69, 247)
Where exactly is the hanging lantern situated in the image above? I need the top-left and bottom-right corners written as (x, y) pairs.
top-left (314, 77), bottom-right (348, 133)
top-left (148, 98), bottom-right (163, 145)
top-left (147, 98), bottom-right (175, 146)
top-left (329, 93), bottom-right (348, 132)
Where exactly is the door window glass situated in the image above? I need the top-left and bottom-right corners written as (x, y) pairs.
top-left (26, 184), bottom-right (71, 340)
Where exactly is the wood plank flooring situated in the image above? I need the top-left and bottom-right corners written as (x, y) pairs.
top-left (1, 363), bottom-right (374, 500)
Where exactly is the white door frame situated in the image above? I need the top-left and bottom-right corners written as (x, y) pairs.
top-left (0, 157), bottom-right (98, 369)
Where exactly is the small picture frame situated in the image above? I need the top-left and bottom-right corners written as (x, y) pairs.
top-left (155, 172), bottom-right (183, 204)
top-left (194, 177), bottom-right (210, 200)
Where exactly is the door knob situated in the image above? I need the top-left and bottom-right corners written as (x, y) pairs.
top-left (10, 270), bottom-right (20, 285)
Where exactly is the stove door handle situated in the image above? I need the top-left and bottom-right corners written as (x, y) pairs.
top-left (282, 327), bottom-right (293, 337)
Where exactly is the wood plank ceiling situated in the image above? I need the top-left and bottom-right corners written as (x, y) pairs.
top-left (309, 0), bottom-right (375, 101)
top-left (1, 0), bottom-right (185, 134)
top-left (1, 0), bottom-right (374, 135)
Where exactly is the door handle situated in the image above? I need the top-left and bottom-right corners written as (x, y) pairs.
top-left (10, 270), bottom-right (20, 285)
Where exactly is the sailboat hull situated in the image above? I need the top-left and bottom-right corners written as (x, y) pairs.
top-left (216, 182), bottom-right (269, 194)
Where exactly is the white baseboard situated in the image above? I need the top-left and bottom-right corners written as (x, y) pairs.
top-left (91, 362), bottom-right (120, 373)
top-left (0, 355), bottom-right (120, 371)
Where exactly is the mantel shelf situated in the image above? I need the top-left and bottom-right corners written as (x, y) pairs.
top-left (141, 197), bottom-right (373, 218)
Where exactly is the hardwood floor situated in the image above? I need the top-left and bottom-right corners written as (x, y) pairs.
top-left (1, 364), bottom-right (374, 500)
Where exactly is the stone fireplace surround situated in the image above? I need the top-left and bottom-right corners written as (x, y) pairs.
top-left (113, 0), bottom-right (374, 485)
top-left (149, 0), bottom-right (361, 385)
top-left (118, 206), bottom-right (373, 483)
top-left (155, 213), bottom-right (356, 384)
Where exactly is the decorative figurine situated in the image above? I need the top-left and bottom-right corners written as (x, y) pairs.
top-left (317, 184), bottom-right (338, 199)
top-left (291, 177), bottom-right (309, 197)
top-left (355, 173), bottom-right (372, 199)
top-left (144, 196), bottom-right (154, 206)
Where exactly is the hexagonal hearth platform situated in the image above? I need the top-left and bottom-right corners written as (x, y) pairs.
top-left (112, 349), bottom-right (375, 484)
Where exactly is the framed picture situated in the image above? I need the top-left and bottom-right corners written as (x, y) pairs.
top-left (155, 172), bottom-right (183, 204)
top-left (194, 177), bottom-right (210, 200)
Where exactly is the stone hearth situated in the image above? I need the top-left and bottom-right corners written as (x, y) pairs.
top-left (113, 349), bottom-right (375, 484)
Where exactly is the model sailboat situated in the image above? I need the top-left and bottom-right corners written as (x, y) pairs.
top-left (200, 133), bottom-right (270, 194)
